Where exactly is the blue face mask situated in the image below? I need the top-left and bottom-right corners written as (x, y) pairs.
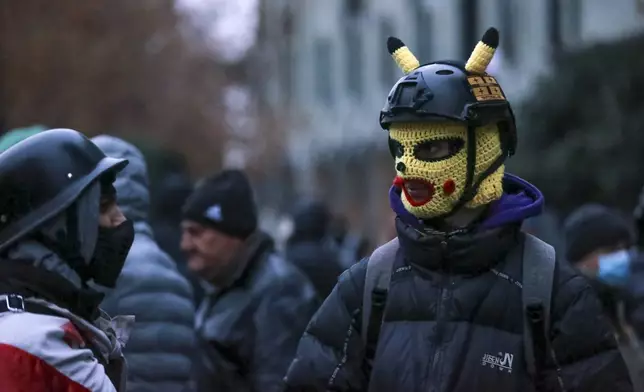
top-left (597, 249), bottom-right (632, 286)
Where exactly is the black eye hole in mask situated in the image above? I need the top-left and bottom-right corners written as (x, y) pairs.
top-left (388, 137), bottom-right (405, 158)
top-left (414, 138), bottom-right (465, 162)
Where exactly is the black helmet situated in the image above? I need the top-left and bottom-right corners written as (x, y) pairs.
top-left (0, 129), bottom-right (128, 254)
top-left (381, 28), bottom-right (516, 213)
top-left (379, 60), bottom-right (516, 155)
top-left (380, 35), bottom-right (517, 159)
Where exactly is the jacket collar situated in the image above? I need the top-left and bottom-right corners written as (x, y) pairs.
top-left (210, 230), bottom-right (273, 291)
top-left (395, 217), bottom-right (520, 274)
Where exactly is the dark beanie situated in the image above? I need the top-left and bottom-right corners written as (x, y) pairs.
top-left (182, 169), bottom-right (257, 239)
top-left (290, 200), bottom-right (331, 241)
top-left (563, 204), bottom-right (634, 264)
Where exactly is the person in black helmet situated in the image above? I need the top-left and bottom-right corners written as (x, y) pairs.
top-left (283, 29), bottom-right (631, 391)
top-left (0, 129), bottom-right (135, 392)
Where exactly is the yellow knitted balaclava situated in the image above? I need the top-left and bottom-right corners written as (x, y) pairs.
top-left (387, 29), bottom-right (506, 219)
top-left (390, 122), bottom-right (504, 219)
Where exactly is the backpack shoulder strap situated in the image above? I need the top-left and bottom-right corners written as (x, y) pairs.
top-left (361, 238), bottom-right (399, 348)
top-left (521, 232), bottom-right (556, 381)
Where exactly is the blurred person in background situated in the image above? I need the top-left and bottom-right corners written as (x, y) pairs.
top-left (93, 136), bottom-right (197, 392)
top-left (0, 125), bottom-right (46, 152)
top-left (620, 186), bottom-right (644, 331)
top-left (0, 129), bottom-right (135, 391)
top-left (329, 215), bottom-right (372, 269)
top-left (562, 203), bottom-right (642, 388)
top-left (284, 29), bottom-right (631, 391)
top-left (563, 204), bottom-right (635, 276)
top-left (633, 185), bottom-right (644, 250)
top-left (329, 216), bottom-right (348, 247)
top-left (606, 254), bottom-right (644, 391)
top-left (180, 169), bottom-right (317, 392)
top-left (149, 171), bottom-right (205, 305)
top-left (285, 200), bottom-right (344, 302)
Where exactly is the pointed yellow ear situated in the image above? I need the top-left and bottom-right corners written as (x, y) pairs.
top-left (465, 27), bottom-right (499, 74)
top-left (387, 37), bottom-right (420, 74)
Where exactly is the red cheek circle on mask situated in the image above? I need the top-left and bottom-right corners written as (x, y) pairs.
top-left (443, 179), bottom-right (456, 195)
top-left (393, 176), bottom-right (404, 187)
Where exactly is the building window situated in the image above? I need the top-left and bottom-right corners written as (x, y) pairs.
top-left (460, 0), bottom-right (479, 59)
top-left (344, 26), bottom-right (363, 98)
top-left (562, 0), bottom-right (582, 45)
top-left (282, 6), bottom-right (293, 36)
top-left (379, 18), bottom-right (397, 86)
top-left (279, 8), bottom-right (294, 104)
top-left (498, 0), bottom-right (516, 64)
top-left (278, 46), bottom-right (292, 104)
top-left (548, 0), bottom-right (562, 60)
top-left (314, 38), bottom-right (334, 106)
top-left (344, 0), bottom-right (364, 17)
top-left (413, 0), bottom-right (433, 62)
top-left (343, 0), bottom-right (365, 98)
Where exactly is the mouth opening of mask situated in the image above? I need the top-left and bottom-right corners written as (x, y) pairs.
top-left (394, 176), bottom-right (435, 206)
top-left (414, 137), bottom-right (465, 162)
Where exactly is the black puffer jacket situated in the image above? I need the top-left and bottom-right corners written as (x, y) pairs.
top-left (284, 176), bottom-right (632, 392)
top-left (196, 231), bottom-right (318, 392)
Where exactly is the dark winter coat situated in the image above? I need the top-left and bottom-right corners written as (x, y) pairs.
top-left (286, 239), bottom-right (344, 302)
top-left (283, 174), bottom-right (632, 392)
top-left (196, 231), bottom-right (318, 392)
top-left (93, 135), bottom-right (197, 392)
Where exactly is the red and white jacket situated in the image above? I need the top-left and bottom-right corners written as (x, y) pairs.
top-left (0, 295), bottom-right (133, 392)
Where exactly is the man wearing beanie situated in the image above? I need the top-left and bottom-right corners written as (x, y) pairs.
top-left (563, 204), bottom-right (644, 389)
top-left (563, 203), bottom-right (635, 275)
top-left (181, 169), bottom-right (317, 392)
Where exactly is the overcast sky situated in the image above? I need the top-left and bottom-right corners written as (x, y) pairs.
top-left (176, 0), bottom-right (259, 62)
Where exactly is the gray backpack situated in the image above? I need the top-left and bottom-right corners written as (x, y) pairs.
top-left (361, 232), bottom-right (560, 387)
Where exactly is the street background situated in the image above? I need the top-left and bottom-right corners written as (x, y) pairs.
top-left (2, 0), bottom-right (644, 252)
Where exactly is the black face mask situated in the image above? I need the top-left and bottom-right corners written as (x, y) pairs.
top-left (89, 219), bottom-right (134, 288)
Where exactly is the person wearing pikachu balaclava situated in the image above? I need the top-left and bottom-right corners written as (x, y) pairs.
top-left (284, 27), bottom-right (633, 392)
top-left (383, 28), bottom-right (512, 225)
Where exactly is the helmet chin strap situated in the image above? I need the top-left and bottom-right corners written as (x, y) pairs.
top-left (61, 204), bottom-right (92, 286)
top-left (430, 125), bottom-right (508, 222)
top-left (31, 206), bottom-right (91, 288)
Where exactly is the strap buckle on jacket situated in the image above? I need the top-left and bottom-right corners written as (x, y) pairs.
top-left (0, 293), bottom-right (71, 319)
top-left (3, 294), bottom-right (25, 312)
top-left (525, 301), bottom-right (547, 383)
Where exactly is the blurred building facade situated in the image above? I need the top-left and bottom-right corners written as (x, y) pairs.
top-left (254, 0), bottom-right (644, 246)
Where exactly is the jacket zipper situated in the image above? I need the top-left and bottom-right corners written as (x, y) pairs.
top-left (426, 231), bottom-right (455, 391)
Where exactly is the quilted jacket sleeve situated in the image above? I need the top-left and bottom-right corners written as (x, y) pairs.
top-left (284, 261), bottom-right (368, 392)
top-left (543, 265), bottom-right (633, 392)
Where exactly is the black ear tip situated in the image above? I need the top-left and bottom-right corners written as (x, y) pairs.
top-left (387, 36), bottom-right (405, 54)
top-left (481, 27), bottom-right (499, 48)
